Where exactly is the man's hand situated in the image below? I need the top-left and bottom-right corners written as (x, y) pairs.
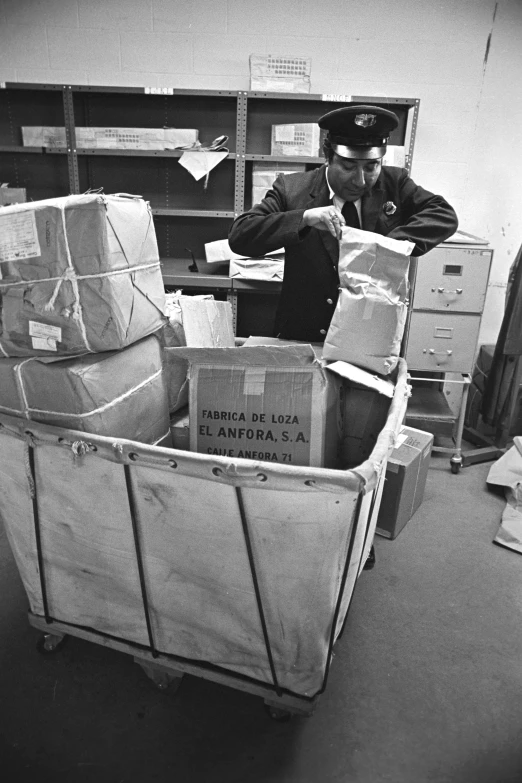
top-left (302, 206), bottom-right (346, 239)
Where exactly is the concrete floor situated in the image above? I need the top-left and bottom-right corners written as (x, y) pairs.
top-left (1, 453), bottom-right (522, 783)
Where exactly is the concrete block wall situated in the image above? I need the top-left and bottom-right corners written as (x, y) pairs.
top-left (1, 0), bottom-right (520, 342)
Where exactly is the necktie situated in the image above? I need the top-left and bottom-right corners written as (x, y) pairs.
top-left (341, 200), bottom-right (360, 229)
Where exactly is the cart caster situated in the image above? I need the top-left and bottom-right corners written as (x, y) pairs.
top-left (264, 702), bottom-right (293, 722)
top-left (36, 632), bottom-right (67, 654)
top-left (135, 659), bottom-right (183, 693)
top-left (450, 455), bottom-right (462, 474)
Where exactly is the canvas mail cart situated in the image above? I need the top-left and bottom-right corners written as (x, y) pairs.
top-left (0, 360), bottom-right (409, 719)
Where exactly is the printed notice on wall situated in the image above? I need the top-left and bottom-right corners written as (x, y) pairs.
top-left (0, 211), bottom-right (41, 262)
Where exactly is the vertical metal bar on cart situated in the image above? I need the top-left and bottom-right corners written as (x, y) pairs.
top-left (235, 486), bottom-right (282, 697)
top-left (124, 464), bottom-right (158, 658)
top-left (320, 491), bottom-right (365, 694)
top-left (335, 485), bottom-right (381, 642)
top-left (27, 444), bottom-right (52, 625)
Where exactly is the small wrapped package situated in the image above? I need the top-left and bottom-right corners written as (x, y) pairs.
top-left (323, 227), bottom-right (414, 375)
top-left (160, 294), bottom-right (235, 413)
top-left (229, 254), bottom-right (284, 281)
top-left (0, 193), bottom-right (166, 357)
top-left (0, 334), bottom-right (169, 444)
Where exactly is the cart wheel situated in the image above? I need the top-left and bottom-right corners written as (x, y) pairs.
top-left (264, 703), bottom-right (293, 722)
top-left (36, 632), bottom-right (67, 655)
top-left (450, 456), bottom-right (462, 474)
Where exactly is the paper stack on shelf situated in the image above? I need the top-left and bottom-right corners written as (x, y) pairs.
top-left (21, 126), bottom-right (199, 150)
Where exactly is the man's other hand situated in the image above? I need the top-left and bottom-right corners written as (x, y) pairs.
top-left (302, 206), bottom-right (346, 239)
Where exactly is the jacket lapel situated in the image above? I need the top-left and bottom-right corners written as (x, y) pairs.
top-left (362, 178), bottom-right (384, 232)
top-left (306, 167), bottom-right (339, 267)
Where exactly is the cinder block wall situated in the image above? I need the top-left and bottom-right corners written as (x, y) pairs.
top-left (1, 0), bottom-right (520, 343)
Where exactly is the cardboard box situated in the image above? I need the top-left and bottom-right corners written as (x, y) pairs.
top-left (0, 186), bottom-right (26, 206)
top-left (170, 406), bottom-right (190, 450)
top-left (252, 161), bottom-right (306, 205)
top-left (376, 426), bottom-right (434, 539)
top-left (22, 126), bottom-right (198, 150)
top-left (0, 335), bottom-right (170, 444)
top-left (0, 193), bottom-right (166, 357)
top-left (271, 124), bottom-right (322, 157)
top-left (161, 295), bottom-right (235, 413)
top-left (382, 145), bottom-right (406, 168)
top-left (249, 54), bottom-right (311, 93)
top-left (172, 343), bottom-right (342, 467)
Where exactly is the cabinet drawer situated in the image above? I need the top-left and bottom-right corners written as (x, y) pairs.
top-left (412, 247), bottom-right (492, 313)
top-left (405, 312), bottom-right (481, 372)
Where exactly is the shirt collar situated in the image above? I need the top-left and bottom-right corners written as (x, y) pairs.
top-left (325, 166), bottom-right (336, 201)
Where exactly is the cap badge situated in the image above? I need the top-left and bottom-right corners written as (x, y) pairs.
top-left (383, 201), bottom-right (397, 216)
top-left (354, 113), bottom-right (376, 128)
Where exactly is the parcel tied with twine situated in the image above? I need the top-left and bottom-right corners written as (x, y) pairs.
top-left (323, 227), bottom-right (414, 375)
top-left (0, 193), bottom-right (166, 357)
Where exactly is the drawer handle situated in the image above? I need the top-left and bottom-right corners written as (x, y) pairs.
top-left (432, 287), bottom-right (463, 294)
top-left (423, 349), bottom-right (453, 356)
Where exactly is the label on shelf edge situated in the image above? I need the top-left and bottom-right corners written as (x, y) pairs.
top-left (144, 87), bottom-right (173, 95)
top-left (321, 94), bottom-right (352, 102)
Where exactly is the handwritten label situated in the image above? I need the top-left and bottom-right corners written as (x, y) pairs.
top-left (29, 321), bottom-right (62, 342)
top-left (0, 211), bottom-right (41, 262)
top-left (31, 336), bottom-right (57, 351)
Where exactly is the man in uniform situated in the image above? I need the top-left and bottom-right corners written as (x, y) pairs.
top-left (228, 104), bottom-right (458, 343)
top-left (229, 106), bottom-right (458, 571)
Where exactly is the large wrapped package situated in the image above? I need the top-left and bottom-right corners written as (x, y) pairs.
top-left (160, 293), bottom-right (235, 413)
top-left (323, 227), bottom-right (414, 375)
top-left (0, 193), bottom-right (166, 357)
top-left (0, 334), bottom-right (169, 444)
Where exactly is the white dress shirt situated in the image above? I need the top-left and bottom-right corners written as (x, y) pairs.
top-left (325, 167), bottom-right (362, 226)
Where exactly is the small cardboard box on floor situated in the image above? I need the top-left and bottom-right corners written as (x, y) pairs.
top-left (376, 426), bottom-right (434, 539)
top-left (171, 343), bottom-right (343, 467)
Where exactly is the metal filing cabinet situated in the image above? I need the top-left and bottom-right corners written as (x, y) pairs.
top-left (404, 242), bottom-right (493, 472)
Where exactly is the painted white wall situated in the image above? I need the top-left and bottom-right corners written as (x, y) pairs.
top-left (1, 0), bottom-right (520, 343)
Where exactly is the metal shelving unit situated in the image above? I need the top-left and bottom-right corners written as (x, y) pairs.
top-left (0, 82), bottom-right (419, 265)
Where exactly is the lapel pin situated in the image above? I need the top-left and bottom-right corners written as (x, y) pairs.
top-left (383, 201), bottom-right (397, 215)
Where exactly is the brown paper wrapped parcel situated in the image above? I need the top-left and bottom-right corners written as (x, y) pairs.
top-left (323, 227), bottom-right (414, 375)
top-left (0, 334), bottom-right (169, 444)
top-left (0, 193), bottom-right (166, 357)
top-left (160, 293), bottom-right (235, 413)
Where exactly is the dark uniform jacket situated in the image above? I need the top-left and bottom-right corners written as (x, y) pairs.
top-left (228, 165), bottom-right (458, 342)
